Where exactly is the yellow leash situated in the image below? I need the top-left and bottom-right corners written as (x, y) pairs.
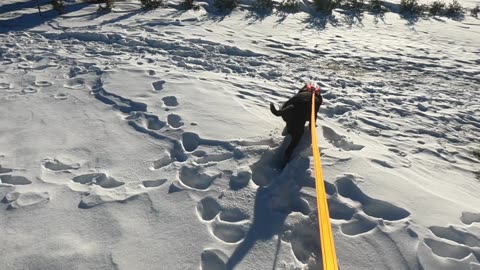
top-left (310, 90), bottom-right (339, 270)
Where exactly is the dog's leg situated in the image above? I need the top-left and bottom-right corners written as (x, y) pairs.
top-left (284, 125), bottom-right (304, 163)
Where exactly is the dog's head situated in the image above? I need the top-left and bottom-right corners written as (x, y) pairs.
top-left (299, 84), bottom-right (321, 97)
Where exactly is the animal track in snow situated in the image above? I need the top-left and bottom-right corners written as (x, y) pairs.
top-left (322, 126), bottom-right (364, 151)
top-left (93, 86), bottom-right (147, 114)
top-left (429, 226), bottom-right (480, 248)
top-left (21, 87), bottom-right (37, 94)
top-left (34, 81), bottom-right (53, 87)
top-left (328, 198), bottom-right (355, 220)
top-left (182, 132), bottom-right (200, 152)
top-left (0, 175), bottom-right (32, 185)
top-left (179, 166), bottom-right (220, 190)
top-left (340, 215), bottom-right (377, 236)
top-left (219, 207), bottom-right (249, 223)
top-left (78, 193), bottom-right (139, 209)
top-left (162, 96), bottom-right (178, 107)
top-left (287, 214), bottom-right (321, 265)
top-left (151, 155), bottom-right (173, 170)
top-left (142, 179), bottom-right (167, 188)
top-left (197, 196), bottom-right (222, 221)
top-left (64, 78), bottom-right (85, 89)
top-left (423, 238), bottom-right (472, 260)
top-left (2, 191), bottom-right (50, 209)
top-left (167, 114), bottom-right (183, 128)
top-left (212, 222), bottom-right (246, 243)
top-left (335, 175), bottom-right (410, 221)
top-left (461, 212), bottom-right (480, 225)
top-left (148, 70), bottom-right (156, 76)
top-left (54, 93), bottom-right (68, 100)
top-left (0, 165), bottom-right (13, 174)
top-left (152, 80), bottom-right (165, 91)
top-left (229, 170), bottom-right (251, 190)
top-left (0, 83), bottom-right (11, 89)
top-left (42, 158), bottom-right (79, 171)
top-left (200, 249), bottom-right (228, 270)
top-left (196, 152), bottom-right (233, 165)
top-left (72, 173), bottom-right (124, 188)
top-left (127, 112), bottom-right (166, 130)
top-left (370, 159), bottom-right (395, 169)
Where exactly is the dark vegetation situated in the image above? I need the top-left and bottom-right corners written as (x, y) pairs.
top-left (39, 0), bottom-right (476, 21)
top-left (140, 0), bottom-right (163, 10)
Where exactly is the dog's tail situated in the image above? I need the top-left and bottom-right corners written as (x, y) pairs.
top-left (270, 103), bottom-right (294, 116)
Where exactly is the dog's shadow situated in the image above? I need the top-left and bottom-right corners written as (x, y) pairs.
top-left (226, 133), bottom-right (312, 269)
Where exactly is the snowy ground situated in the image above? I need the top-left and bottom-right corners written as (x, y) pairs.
top-left (1, 1), bottom-right (480, 269)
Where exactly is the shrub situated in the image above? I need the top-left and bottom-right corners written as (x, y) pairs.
top-left (445, 0), bottom-right (463, 16)
top-left (213, 0), bottom-right (239, 11)
top-left (51, 0), bottom-right (65, 14)
top-left (182, 0), bottom-right (200, 9)
top-left (368, 0), bottom-right (384, 13)
top-left (140, 0), bottom-right (163, 9)
top-left (98, 0), bottom-right (114, 12)
top-left (472, 5), bottom-right (479, 17)
top-left (253, 0), bottom-right (274, 11)
top-left (314, 0), bottom-right (340, 13)
top-left (278, 0), bottom-right (299, 11)
top-left (429, 0), bottom-right (445, 15)
top-left (400, 0), bottom-right (424, 14)
top-left (343, 0), bottom-right (365, 11)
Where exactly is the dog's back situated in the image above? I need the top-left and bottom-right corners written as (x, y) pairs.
top-left (270, 87), bottom-right (323, 164)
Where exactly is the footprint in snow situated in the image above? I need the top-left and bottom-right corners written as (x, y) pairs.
top-left (72, 173), bottom-right (124, 189)
top-left (64, 78), bottom-right (85, 90)
top-left (0, 165), bottom-right (13, 174)
top-left (162, 96), bottom-right (178, 107)
top-left (167, 114), bottom-right (184, 128)
top-left (34, 81), bottom-right (53, 87)
top-left (142, 179), bottom-right (167, 188)
top-left (54, 93), bottom-right (68, 100)
top-left (201, 249), bottom-right (228, 270)
top-left (178, 166), bottom-right (220, 190)
top-left (322, 126), bottom-right (364, 151)
top-left (0, 175), bottom-right (32, 185)
top-left (42, 158), bottom-right (79, 171)
top-left (2, 191), bottom-right (50, 209)
top-left (460, 212), bottom-right (480, 225)
top-left (0, 83), bottom-right (11, 90)
top-left (152, 80), bottom-right (165, 91)
top-left (21, 87), bottom-right (38, 95)
top-left (211, 221), bottom-right (246, 243)
top-left (335, 175), bottom-right (410, 221)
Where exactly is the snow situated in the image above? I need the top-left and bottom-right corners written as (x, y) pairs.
top-left (1, 0), bottom-right (479, 269)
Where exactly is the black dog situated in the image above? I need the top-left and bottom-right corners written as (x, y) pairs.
top-left (270, 84), bottom-right (323, 164)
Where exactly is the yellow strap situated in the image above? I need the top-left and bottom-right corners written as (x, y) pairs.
top-left (311, 92), bottom-right (339, 270)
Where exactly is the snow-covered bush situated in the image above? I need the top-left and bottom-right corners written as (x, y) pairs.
top-left (278, 0), bottom-right (299, 12)
top-left (51, 0), bottom-right (65, 14)
top-left (313, 0), bottom-right (339, 13)
top-left (98, 0), bottom-right (114, 12)
top-left (445, 0), bottom-right (464, 17)
top-left (368, 0), bottom-right (384, 12)
top-left (214, 0), bottom-right (239, 11)
top-left (472, 5), bottom-right (480, 17)
top-left (400, 0), bottom-right (425, 14)
top-left (429, 0), bottom-right (445, 15)
top-left (342, 0), bottom-right (365, 12)
top-left (140, 0), bottom-right (163, 9)
top-left (182, 0), bottom-right (200, 9)
top-left (253, 0), bottom-right (274, 12)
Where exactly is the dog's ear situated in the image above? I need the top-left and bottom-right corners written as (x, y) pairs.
top-left (298, 85), bottom-right (308, 93)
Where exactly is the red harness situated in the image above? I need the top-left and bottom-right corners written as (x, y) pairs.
top-left (306, 83), bottom-right (320, 94)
